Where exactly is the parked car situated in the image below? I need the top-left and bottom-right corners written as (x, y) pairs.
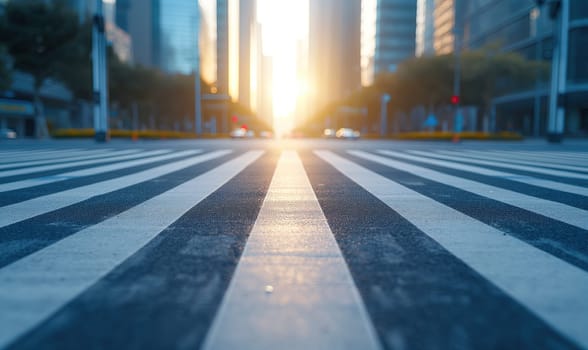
top-left (323, 128), bottom-right (336, 138)
top-left (230, 128), bottom-right (247, 138)
top-left (230, 128), bottom-right (255, 139)
top-left (0, 128), bottom-right (17, 139)
top-left (336, 128), bottom-right (360, 140)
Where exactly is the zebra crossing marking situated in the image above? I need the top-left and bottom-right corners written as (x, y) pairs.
top-left (349, 150), bottom-right (588, 231)
top-left (439, 150), bottom-right (588, 172)
top-left (0, 149), bottom-right (151, 177)
top-left (381, 150), bottom-right (588, 197)
top-left (404, 150), bottom-right (588, 180)
top-left (0, 149), bottom-right (194, 192)
top-left (0, 151), bottom-right (264, 349)
top-left (316, 150), bottom-right (588, 349)
top-left (0, 149), bottom-right (124, 169)
top-left (203, 151), bottom-right (381, 350)
top-left (0, 150), bottom-right (228, 228)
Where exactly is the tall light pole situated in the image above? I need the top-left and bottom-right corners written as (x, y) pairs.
top-left (453, 0), bottom-right (463, 137)
top-left (92, 0), bottom-right (108, 142)
top-left (380, 93), bottom-right (391, 138)
top-left (194, 4), bottom-right (202, 136)
top-left (536, 0), bottom-right (567, 143)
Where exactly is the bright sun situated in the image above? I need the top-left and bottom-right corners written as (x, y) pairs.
top-left (257, 0), bottom-right (308, 135)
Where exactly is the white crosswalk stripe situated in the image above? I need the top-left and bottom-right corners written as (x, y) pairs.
top-left (404, 150), bottom-right (588, 180)
top-left (0, 149), bottom-right (147, 177)
top-left (203, 151), bottom-right (381, 350)
top-left (507, 151), bottom-right (588, 164)
top-left (0, 149), bottom-right (196, 192)
top-left (441, 150), bottom-right (588, 172)
top-left (0, 149), bottom-right (119, 168)
top-left (317, 150), bottom-right (588, 349)
top-left (0, 151), bottom-right (263, 349)
top-left (0, 147), bottom-right (586, 349)
top-left (380, 150), bottom-right (588, 196)
top-left (0, 150), bottom-right (227, 228)
top-left (0, 149), bottom-right (85, 160)
top-left (349, 150), bottom-right (588, 230)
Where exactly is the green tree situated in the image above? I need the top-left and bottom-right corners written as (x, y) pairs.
top-left (0, 0), bottom-right (79, 136)
top-left (303, 47), bottom-right (543, 134)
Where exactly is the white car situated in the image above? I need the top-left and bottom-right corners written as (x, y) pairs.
top-left (323, 128), bottom-right (336, 138)
top-left (230, 128), bottom-right (247, 138)
top-left (0, 128), bottom-right (16, 139)
top-left (336, 128), bottom-right (360, 140)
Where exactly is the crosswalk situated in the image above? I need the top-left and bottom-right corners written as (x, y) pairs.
top-left (0, 145), bottom-right (586, 350)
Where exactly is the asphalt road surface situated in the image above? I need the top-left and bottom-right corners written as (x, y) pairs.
top-left (0, 138), bottom-right (587, 350)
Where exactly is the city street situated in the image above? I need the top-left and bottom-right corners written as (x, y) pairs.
top-left (0, 139), bottom-right (587, 350)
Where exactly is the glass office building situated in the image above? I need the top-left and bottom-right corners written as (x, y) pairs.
top-left (463, 0), bottom-right (588, 136)
top-left (361, 0), bottom-right (418, 86)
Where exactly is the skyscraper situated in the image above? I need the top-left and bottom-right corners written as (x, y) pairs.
top-left (361, 0), bottom-right (418, 86)
top-left (115, 0), bottom-right (216, 78)
top-left (416, 0), bottom-right (435, 56)
top-left (216, 0), bottom-right (229, 94)
top-left (433, 0), bottom-right (465, 54)
top-left (309, 0), bottom-right (361, 114)
top-left (238, 0), bottom-right (256, 109)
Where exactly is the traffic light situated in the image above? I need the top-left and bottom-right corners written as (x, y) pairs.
top-left (451, 95), bottom-right (460, 105)
top-left (231, 115), bottom-right (238, 123)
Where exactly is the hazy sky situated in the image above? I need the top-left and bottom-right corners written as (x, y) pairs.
top-left (257, 0), bottom-right (308, 133)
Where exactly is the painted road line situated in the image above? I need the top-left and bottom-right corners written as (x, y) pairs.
top-left (435, 150), bottom-right (588, 173)
top-left (203, 151), bottom-right (381, 350)
top-left (386, 150), bottom-right (588, 197)
top-left (494, 151), bottom-right (588, 165)
top-left (316, 150), bottom-right (588, 349)
top-left (0, 149), bottom-right (84, 160)
top-left (401, 150), bottom-right (588, 180)
top-left (0, 150), bottom-right (229, 228)
top-left (0, 151), bottom-right (263, 349)
top-left (0, 149), bottom-right (118, 168)
top-left (349, 151), bottom-right (588, 231)
top-left (0, 150), bottom-right (146, 177)
top-left (0, 149), bottom-right (188, 193)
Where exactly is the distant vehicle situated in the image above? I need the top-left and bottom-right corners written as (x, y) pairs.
top-left (0, 128), bottom-right (16, 139)
top-left (259, 131), bottom-right (273, 139)
top-left (323, 128), bottom-right (336, 138)
top-left (336, 128), bottom-right (360, 140)
top-left (230, 128), bottom-right (247, 138)
top-left (230, 128), bottom-right (256, 139)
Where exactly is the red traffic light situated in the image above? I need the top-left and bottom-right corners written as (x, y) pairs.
top-left (451, 95), bottom-right (460, 105)
top-left (231, 115), bottom-right (238, 123)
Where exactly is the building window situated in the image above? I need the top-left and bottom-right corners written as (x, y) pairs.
top-left (570, 0), bottom-right (588, 21)
top-left (568, 27), bottom-right (588, 84)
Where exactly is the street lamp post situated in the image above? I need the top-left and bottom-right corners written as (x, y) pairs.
top-left (92, 0), bottom-right (108, 142)
top-left (536, 0), bottom-right (567, 143)
top-left (380, 93), bottom-right (391, 138)
top-left (194, 5), bottom-right (202, 137)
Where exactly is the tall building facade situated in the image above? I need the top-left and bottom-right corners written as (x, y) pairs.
top-left (433, 0), bottom-right (465, 54)
top-left (238, 0), bottom-right (256, 109)
top-left (115, 0), bottom-right (216, 78)
top-left (216, 0), bottom-right (229, 94)
top-left (416, 0), bottom-right (435, 56)
top-left (309, 0), bottom-right (361, 113)
top-left (361, 0), bottom-right (418, 86)
top-left (462, 0), bottom-right (588, 136)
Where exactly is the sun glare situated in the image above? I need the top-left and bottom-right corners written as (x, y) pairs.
top-left (257, 0), bottom-right (308, 135)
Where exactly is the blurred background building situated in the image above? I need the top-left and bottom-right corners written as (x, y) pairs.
top-left (416, 0), bottom-right (435, 56)
top-left (460, 0), bottom-right (588, 137)
top-left (309, 0), bottom-right (361, 116)
top-left (361, 0), bottom-right (418, 86)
